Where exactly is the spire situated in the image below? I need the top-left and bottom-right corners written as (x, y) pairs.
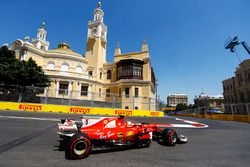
top-left (98, 1), bottom-right (102, 8)
top-left (114, 41), bottom-right (121, 56)
top-left (143, 37), bottom-right (148, 44)
top-left (116, 41), bottom-right (120, 48)
top-left (41, 21), bottom-right (45, 29)
top-left (87, 1), bottom-right (106, 40)
top-left (93, 1), bottom-right (104, 22)
top-left (141, 37), bottom-right (149, 52)
top-left (32, 20), bottom-right (49, 50)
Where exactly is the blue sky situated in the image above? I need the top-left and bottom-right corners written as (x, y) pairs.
top-left (1, 0), bottom-right (250, 104)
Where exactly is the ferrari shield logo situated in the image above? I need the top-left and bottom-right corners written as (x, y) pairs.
top-left (118, 133), bottom-right (123, 139)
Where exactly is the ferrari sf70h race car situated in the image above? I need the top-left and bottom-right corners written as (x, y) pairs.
top-left (57, 115), bottom-right (187, 159)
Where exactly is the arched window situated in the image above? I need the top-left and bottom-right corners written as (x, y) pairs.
top-left (76, 65), bottom-right (83, 74)
top-left (46, 61), bottom-right (55, 70)
top-left (61, 62), bottom-right (69, 72)
top-left (107, 70), bottom-right (111, 79)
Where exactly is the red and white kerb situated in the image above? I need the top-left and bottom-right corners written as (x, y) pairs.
top-left (157, 118), bottom-right (208, 128)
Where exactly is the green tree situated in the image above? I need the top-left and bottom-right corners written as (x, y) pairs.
top-left (0, 46), bottom-right (50, 87)
top-left (15, 58), bottom-right (50, 87)
top-left (0, 46), bottom-right (18, 85)
top-left (175, 103), bottom-right (188, 111)
top-left (0, 46), bottom-right (50, 101)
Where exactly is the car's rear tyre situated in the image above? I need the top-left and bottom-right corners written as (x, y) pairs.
top-left (162, 129), bottom-right (177, 146)
top-left (66, 133), bottom-right (92, 160)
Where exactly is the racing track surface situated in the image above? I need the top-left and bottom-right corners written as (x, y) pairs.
top-left (0, 110), bottom-right (249, 167)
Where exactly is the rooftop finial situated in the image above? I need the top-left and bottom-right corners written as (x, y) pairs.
top-left (41, 21), bottom-right (45, 29)
top-left (143, 36), bottom-right (148, 44)
top-left (116, 41), bottom-right (120, 48)
top-left (98, 1), bottom-right (102, 8)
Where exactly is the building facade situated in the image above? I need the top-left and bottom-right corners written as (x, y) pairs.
top-left (10, 2), bottom-right (157, 110)
top-left (222, 59), bottom-right (250, 114)
top-left (194, 93), bottom-right (224, 110)
top-left (167, 94), bottom-right (188, 107)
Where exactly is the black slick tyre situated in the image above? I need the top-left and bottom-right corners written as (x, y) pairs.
top-left (66, 133), bottom-right (92, 160)
top-left (162, 129), bottom-right (177, 146)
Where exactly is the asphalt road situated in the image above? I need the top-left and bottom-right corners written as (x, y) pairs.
top-left (0, 110), bottom-right (249, 167)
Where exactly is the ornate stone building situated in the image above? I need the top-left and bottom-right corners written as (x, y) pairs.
top-left (167, 94), bottom-right (188, 107)
top-left (222, 59), bottom-right (250, 114)
top-left (194, 93), bottom-right (224, 110)
top-left (10, 2), bottom-right (157, 110)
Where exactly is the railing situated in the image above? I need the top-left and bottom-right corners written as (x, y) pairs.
top-left (44, 69), bottom-right (94, 80)
top-left (169, 103), bottom-right (250, 116)
top-left (168, 105), bottom-right (250, 123)
top-left (0, 85), bottom-right (162, 111)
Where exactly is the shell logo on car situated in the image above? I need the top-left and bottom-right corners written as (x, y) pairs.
top-left (126, 131), bottom-right (134, 137)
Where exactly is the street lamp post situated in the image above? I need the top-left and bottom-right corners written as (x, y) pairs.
top-left (155, 79), bottom-right (158, 110)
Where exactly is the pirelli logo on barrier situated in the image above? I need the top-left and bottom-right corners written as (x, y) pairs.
top-left (19, 104), bottom-right (42, 111)
top-left (115, 110), bottom-right (133, 116)
top-left (150, 112), bottom-right (160, 116)
top-left (70, 107), bottom-right (90, 114)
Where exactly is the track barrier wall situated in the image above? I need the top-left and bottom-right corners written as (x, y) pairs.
top-left (177, 114), bottom-right (250, 123)
top-left (0, 102), bottom-right (164, 117)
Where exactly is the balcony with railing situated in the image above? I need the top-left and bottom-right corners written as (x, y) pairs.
top-left (116, 59), bottom-right (143, 80)
top-left (44, 69), bottom-right (94, 80)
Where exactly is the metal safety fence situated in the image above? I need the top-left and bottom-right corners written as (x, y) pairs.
top-left (0, 85), bottom-right (162, 111)
top-left (173, 103), bottom-right (250, 116)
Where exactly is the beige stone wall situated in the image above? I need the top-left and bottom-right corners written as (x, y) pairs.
top-left (10, 29), bottom-right (156, 110)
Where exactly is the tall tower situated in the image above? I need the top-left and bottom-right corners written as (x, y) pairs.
top-left (86, 1), bottom-right (107, 79)
top-left (32, 21), bottom-right (50, 50)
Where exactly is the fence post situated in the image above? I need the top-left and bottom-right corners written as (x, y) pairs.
top-left (68, 90), bottom-right (72, 105)
top-left (246, 103), bottom-right (250, 116)
top-left (91, 92), bottom-right (95, 107)
top-left (148, 97), bottom-right (151, 111)
top-left (112, 94), bottom-right (115, 108)
top-left (18, 86), bottom-right (24, 102)
top-left (231, 104), bottom-right (234, 115)
top-left (44, 87), bottom-right (48, 104)
top-left (133, 96), bottom-right (135, 110)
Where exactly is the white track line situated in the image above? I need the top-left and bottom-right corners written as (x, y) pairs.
top-left (0, 115), bottom-right (59, 121)
top-left (0, 115), bottom-right (209, 128)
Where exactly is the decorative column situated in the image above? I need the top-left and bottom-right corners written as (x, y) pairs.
top-left (79, 82), bottom-right (82, 99)
top-left (68, 81), bottom-right (73, 105)
top-left (68, 81), bottom-right (71, 97)
top-left (88, 84), bottom-right (92, 100)
top-left (56, 80), bottom-right (59, 97)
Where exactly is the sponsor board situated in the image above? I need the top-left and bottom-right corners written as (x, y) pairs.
top-left (0, 102), bottom-right (164, 117)
top-left (70, 107), bottom-right (90, 114)
top-left (19, 104), bottom-right (42, 111)
top-left (150, 112), bottom-right (159, 116)
top-left (115, 110), bottom-right (133, 116)
top-left (234, 115), bottom-right (248, 123)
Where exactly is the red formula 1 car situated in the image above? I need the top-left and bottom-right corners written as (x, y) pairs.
top-left (57, 115), bottom-right (187, 159)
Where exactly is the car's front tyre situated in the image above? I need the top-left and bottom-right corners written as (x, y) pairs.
top-left (162, 129), bottom-right (177, 146)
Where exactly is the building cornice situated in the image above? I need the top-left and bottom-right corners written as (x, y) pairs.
top-left (115, 51), bottom-right (148, 57)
